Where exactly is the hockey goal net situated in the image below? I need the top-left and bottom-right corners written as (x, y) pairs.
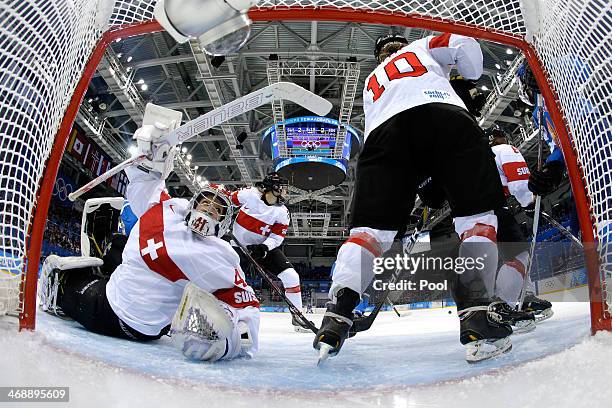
top-left (0, 0), bottom-right (610, 332)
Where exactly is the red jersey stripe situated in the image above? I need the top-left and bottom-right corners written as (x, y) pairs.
top-left (270, 222), bottom-right (289, 237)
top-left (139, 202), bottom-right (188, 282)
top-left (502, 161), bottom-right (531, 182)
top-left (429, 32), bottom-right (451, 49)
top-left (236, 210), bottom-right (272, 236)
top-left (213, 286), bottom-right (260, 309)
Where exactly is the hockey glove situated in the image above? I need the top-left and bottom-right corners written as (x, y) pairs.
top-left (523, 202), bottom-right (536, 219)
top-left (528, 160), bottom-right (564, 196)
top-left (247, 244), bottom-right (268, 260)
top-left (450, 76), bottom-right (487, 117)
top-left (133, 123), bottom-right (177, 179)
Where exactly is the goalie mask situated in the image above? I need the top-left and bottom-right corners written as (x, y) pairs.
top-left (186, 184), bottom-right (233, 238)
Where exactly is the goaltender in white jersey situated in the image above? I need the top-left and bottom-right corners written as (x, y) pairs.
top-left (41, 122), bottom-right (260, 362)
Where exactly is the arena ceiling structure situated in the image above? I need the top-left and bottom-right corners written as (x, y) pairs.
top-left (77, 20), bottom-right (538, 246)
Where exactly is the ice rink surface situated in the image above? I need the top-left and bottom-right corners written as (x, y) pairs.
top-left (1, 291), bottom-right (612, 408)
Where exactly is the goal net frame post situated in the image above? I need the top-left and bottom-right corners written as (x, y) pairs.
top-left (19, 8), bottom-right (608, 334)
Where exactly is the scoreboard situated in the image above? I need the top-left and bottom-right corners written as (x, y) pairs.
top-left (261, 116), bottom-right (362, 190)
top-left (263, 116), bottom-right (359, 161)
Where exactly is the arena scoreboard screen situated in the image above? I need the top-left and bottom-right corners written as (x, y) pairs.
top-left (261, 117), bottom-right (361, 190)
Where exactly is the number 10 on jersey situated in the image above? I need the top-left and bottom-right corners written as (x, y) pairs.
top-left (367, 51), bottom-right (428, 102)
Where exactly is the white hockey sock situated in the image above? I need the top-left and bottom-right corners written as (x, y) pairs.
top-left (455, 212), bottom-right (499, 299)
top-left (329, 227), bottom-right (396, 300)
top-left (495, 252), bottom-right (529, 306)
top-left (278, 268), bottom-right (303, 311)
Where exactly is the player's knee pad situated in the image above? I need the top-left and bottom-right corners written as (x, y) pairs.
top-left (277, 268), bottom-right (300, 289)
top-left (170, 283), bottom-right (254, 362)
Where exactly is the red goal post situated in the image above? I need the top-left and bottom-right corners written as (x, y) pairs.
top-left (1, 1), bottom-right (609, 333)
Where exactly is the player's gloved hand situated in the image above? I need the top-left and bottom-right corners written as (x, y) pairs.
top-left (247, 244), bottom-right (268, 260)
top-left (133, 122), bottom-right (177, 178)
top-left (450, 76), bottom-right (487, 117)
top-left (523, 202), bottom-right (536, 219)
top-left (528, 160), bottom-right (564, 196)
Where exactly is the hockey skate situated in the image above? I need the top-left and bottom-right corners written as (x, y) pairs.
top-left (313, 288), bottom-right (359, 365)
top-left (459, 305), bottom-right (513, 363)
top-left (489, 300), bottom-right (536, 334)
top-left (521, 293), bottom-right (554, 323)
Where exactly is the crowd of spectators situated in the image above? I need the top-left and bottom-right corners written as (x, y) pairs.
top-left (42, 202), bottom-right (82, 258)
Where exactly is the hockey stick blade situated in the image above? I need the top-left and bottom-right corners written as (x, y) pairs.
top-left (166, 82), bottom-right (332, 146)
top-left (68, 155), bottom-right (146, 201)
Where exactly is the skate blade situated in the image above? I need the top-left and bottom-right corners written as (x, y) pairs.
top-left (293, 325), bottom-right (311, 333)
top-left (317, 343), bottom-right (333, 366)
top-left (465, 337), bottom-right (512, 363)
top-left (512, 319), bottom-right (536, 334)
top-left (535, 308), bottom-right (554, 323)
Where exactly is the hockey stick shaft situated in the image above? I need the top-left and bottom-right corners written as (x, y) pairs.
top-left (352, 207), bottom-right (429, 333)
top-left (540, 211), bottom-right (583, 248)
top-left (228, 233), bottom-right (319, 334)
top-left (517, 94), bottom-right (545, 309)
top-left (68, 155), bottom-right (147, 201)
top-left (69, 83), bottom-right (332, 201)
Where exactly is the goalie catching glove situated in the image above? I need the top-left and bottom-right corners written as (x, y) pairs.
top-left (133, 122), bottom-right (178, 179)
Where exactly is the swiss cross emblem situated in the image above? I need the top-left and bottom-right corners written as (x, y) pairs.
top-left (259, 225), bottom-right (271, 235)
top-left (141, 238), bottom-right (164, 261)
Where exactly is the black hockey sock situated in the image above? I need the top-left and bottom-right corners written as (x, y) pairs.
top-left (334, 288), bottom-right (360, 318)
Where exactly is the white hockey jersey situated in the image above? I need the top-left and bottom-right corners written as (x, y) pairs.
top-left (230, 187), bottom-right (289, 250)
top-left (491, 143), bottom-right (534, 207)
top-left (363, 33), bottom-right (483, 139)
top-left (106, 166), bottom-right (260, 344)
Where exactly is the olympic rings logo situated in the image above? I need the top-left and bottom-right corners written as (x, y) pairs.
top-left (53, 177), bottom-right (73, 201)
top-left (300, 140), bottom-right (321, 150)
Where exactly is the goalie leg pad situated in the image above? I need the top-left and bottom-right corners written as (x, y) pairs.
top-left (170, 283), bottom-right (255, 362)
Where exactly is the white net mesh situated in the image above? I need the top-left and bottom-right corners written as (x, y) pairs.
top-left (0, 0), bottom-right (609, 325)
top-left (531, 0), bottom-right (612, 318)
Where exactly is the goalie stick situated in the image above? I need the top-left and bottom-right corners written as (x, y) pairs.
top-left (69, 82), bottom-right (332, 201)
top-left (351, 208), bottom-right (430, 333)
top-left (228, 232), bottom-right (319, 334)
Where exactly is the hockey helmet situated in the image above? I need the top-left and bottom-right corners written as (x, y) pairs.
top-left (186, 183), bottom-right (234, 238)
top-left (485, 124), bottom-right (509, 146)
top-left (374, 34), bottom-right (408, 63)
top-left (255, 172), bottom-right (289, 205)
